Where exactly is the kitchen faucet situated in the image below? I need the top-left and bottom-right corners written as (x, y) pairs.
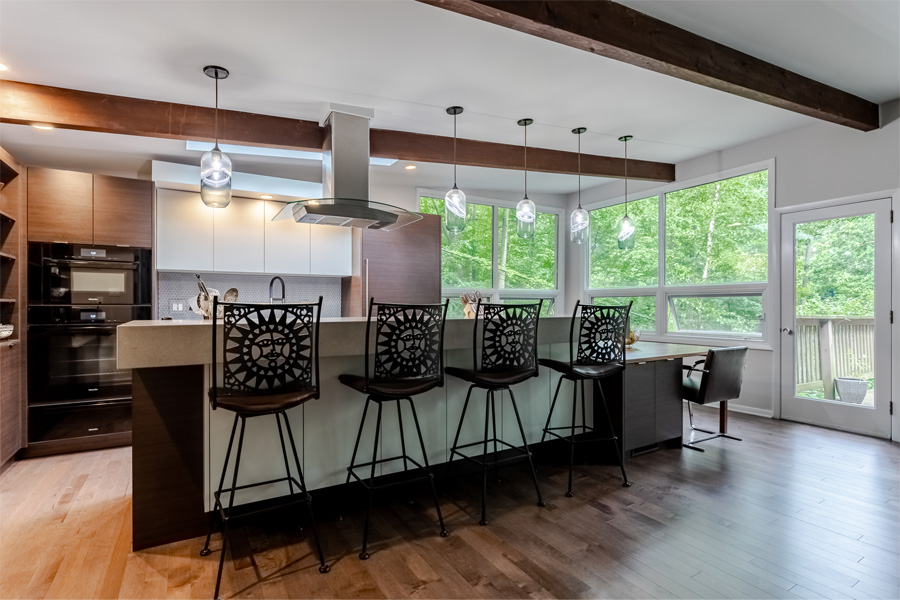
top-left (269, 276), bottom-right (285, 303)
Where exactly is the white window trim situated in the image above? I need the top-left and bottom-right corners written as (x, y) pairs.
top-left (583, 159), bottom-right (777, 350)
top-left (419, 188), bottom-right (565, 310)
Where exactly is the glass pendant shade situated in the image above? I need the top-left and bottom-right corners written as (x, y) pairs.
top-left (570, 207), bottom-right (589, 244)
top-left (200, 147), bottom-right (232, 208)
top-left (516, 197), bottom-right (536, 239)
top-left (617, 214), bottom-right (636, 250)
top-left (444, 185), bottom-right (467, 234)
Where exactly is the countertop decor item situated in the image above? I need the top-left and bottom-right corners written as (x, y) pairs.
top-left (515, 118), bottom-right (536, 239)
top-left (444, 106), bottom-right (467, 234)
top-left (460, 291), bottom-right (482, 319)
top-left (617, 135), bottom-right (636, 250)
top-left (625, 328), bottom-right (640, 348)
top-left (222, 288), bottom-right (239, 303)
top-left (200, 65), bottom-right (232, 208)
top-left (0, 324), bottom-right (13, 339)
top-left (570, 127), bottom-right (589, 244)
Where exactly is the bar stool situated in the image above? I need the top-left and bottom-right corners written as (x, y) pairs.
top-left (200, 297), bottom-right (329, 600)
top-left (339, 299), bottom-right (450, 560)
top-left (538, 300), bottom-right (633, 497)
top-left (446, 300), bottom-right (545, 526)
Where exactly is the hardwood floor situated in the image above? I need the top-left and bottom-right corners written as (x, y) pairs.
top-left (1, 408), bottom-right (898, 599)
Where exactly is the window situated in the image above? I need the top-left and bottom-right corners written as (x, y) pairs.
top-left (421, 193), bottom-right (561, 316)
top-left (586, 166), bottom-right (771, 342)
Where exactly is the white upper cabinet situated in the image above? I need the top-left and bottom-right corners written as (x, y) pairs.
top-left (155, 191), bottom-right (352, 276)
top-left (213, 196), bottom-right (265, 273)
top-left (264, 201), bottom-right (311, 275)
top-left (310, 225), bottom-right (352, 276)
top-left (156, 189), bottom-right (214, 271)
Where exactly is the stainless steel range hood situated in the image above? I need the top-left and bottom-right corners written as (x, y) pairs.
top-left (273, 107), bottom-right (421, 231)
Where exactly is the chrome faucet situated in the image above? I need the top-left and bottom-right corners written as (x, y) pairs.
top-left (269, 276), bottom-right (285, 303)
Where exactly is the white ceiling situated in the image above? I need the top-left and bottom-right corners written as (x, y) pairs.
top-left (0, 0), bottom-right (896, 194)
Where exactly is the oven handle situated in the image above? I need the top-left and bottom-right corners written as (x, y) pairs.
top-left (29, 324), bottom-right (120, 334)
top-left (44, 258), bottom-right (138, 269)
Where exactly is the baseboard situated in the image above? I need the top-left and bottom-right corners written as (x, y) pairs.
top-left (727, 404), bottom-right (773, 418)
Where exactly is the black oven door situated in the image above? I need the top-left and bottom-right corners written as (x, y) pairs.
top-left (28, 323), bottom-right (131, 405)
top-left (41, 259), bottom-right (136, 305)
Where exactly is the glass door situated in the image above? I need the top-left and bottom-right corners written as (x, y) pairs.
top-left (780, 199), bottom-right (892, 438)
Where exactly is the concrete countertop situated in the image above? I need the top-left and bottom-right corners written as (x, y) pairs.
top-left (117, 315), bottom-right (710, 370)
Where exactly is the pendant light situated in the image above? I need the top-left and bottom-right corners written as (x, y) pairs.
top-left (200, 65), bottom-right (232, 208)
top-left (570, 127), bottom-right (588, 244)
top-left (516, 118), bottom-right (536, 239)
top-left (444, 106), bottom-right (467, 234)
top-left (617, 135), bottom-right (636, 250)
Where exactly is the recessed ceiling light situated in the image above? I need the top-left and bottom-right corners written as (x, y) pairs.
top-left (0, 63), bottom-right (8, 72)
top-left (259, 194), bottom-right (274, 200)
top-left (32, 124), bottom-right (54, 130)
top-left (405, 165), bottom-right (416, 170)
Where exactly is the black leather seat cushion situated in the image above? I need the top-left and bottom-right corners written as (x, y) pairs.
top-left (682, 376), bottom-right (702, 403)
top-left (213, 387), bottom-right (318, 415)
top-left (338, 374), bottom-right (441, 398)
top-left (444, 366), bottom-right (535, 388)
top-left (538, 358), bottom-right (624, 380)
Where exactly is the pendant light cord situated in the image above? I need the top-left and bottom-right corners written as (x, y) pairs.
top-left (214, 74), bottom-right (219, 150)
top-left (453, 113), bottom-right (457, 187)
top-left (623, 137), bottom-right (629, 218)
top-left (523, 122), bottom-right (528, 200)
top-left (577, 131), bottom-right (582, 209)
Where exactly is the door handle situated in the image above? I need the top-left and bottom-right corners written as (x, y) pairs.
top-left (782, 328), bottom-right (793, 335)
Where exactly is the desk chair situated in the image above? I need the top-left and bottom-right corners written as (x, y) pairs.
top-left (682, 346), bottom-right (749, 452)
top-left (201, 298), bottom-right (329, 600)
top-left (538, 300), bottom-right (633, 497)
top-left (340, 299), bottom-right (450, 560)
top-left (446, 300), bottom-right (545, 526)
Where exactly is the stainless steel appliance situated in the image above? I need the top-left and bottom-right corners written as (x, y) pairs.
top-left (27, 243), bottom-right (151, 454)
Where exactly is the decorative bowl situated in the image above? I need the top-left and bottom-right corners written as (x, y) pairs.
top-left (625, 329), bottom-right (640, 347)
top-left (0, 324), bottom-right (13, 340)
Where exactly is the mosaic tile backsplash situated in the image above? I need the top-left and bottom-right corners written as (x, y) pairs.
top-left (157, 272), bottom-right (342, 320)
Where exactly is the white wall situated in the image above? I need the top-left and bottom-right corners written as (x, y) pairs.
top-left (564, 100), bottom-right (900, 417)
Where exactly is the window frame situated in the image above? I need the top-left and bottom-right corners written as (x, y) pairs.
top-left (419, 188), bottom-right (565, 312)
top-left (583, 159), bottom-right (776, 349)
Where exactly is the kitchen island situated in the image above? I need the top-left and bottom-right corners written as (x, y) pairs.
top-left (118, 317), bottom-right (708, 550)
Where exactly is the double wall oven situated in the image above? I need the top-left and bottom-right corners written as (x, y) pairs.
top-left (28, 243), bottom-right (151, 453)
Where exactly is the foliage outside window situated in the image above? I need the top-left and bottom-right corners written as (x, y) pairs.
top-left (589, 196), bottom-right (658, 289)
top-left (592, 296), bottom-right (656, 332)
top-left (422, 195), bottom-right (560, 316)
top-left (587, 168), bottom-right (770, 340)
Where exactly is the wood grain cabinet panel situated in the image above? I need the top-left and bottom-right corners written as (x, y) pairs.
top-left (0, 344), bottom-right (21, 465)
top-left (27, 168), bottom-right (93, 244)
top-left (92, 175), bottom-right (152, 248)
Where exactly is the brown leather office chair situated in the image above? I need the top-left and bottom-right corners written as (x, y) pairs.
top-left (682, 346), bottom-right (748, 452)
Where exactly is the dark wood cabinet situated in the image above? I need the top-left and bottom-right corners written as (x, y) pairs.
top-left (342, 214), bottom-right (441, 316)
top-left (28, 168), bottom-right (152, 248)
top-left (27, 168), bottom-right (93, 244)
top-left (623, 358), bottom-right (683, 454)
top-left (0, 344), bottom-right (21, 466)
top-left (92, 175), bottom-right (152, 248)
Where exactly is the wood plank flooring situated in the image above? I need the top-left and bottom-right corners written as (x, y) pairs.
top-left (1, 408), bottom-right (898, 599)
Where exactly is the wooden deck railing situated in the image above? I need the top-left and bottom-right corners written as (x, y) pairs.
top-left (795, 316), bottom-right (875, 398)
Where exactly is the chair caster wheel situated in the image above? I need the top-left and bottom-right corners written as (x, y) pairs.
top-left (318, 564), bottom-right (331, 574)
top-left (359, 552), bottom-right (370, 560)
top-left (565, 491), bottom-right (574, 498)
top-left (200, 548), bottom-right (211, 557)
top-left (479, 519), bottom-right (488, 526)
top-left (440, 529), bottom-right (450, 538)
top-left (537, 501), bottom-right (547, 507)
top-left (622, 481), bottom-right (632, 487)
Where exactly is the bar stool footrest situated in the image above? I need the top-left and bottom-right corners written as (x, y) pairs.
top-left (347, 455), bottom-right (434, 490)
top-left (212, 476), bottom-right (312, 523)
top-left (450, 438), bottom-right (532, 468)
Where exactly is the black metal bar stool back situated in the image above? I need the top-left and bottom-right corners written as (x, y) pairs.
top-left (539, 300), bottom-right (633, 497)
top-left (339, 299), bottom-right (450, 560)
top-left (446, 300), bottom-right (545, 526)
top-left (201, 297), bottom-right (329, 600)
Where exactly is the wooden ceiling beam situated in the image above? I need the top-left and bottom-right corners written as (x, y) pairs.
top-left (417, 0), bottom-right (880, 132)
top-left (0, 80), bottom-right (674, 181)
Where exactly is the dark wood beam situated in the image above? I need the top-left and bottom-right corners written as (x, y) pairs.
top-left (0, 80), bottom-right (675, 182)
top-left (370, 128), bottom-right (672, 181)
top-left (417, 0), bottom-right (880, 132)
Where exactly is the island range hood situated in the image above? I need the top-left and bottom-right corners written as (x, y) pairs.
top-left (273, 108), bottom-right (422, 231)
